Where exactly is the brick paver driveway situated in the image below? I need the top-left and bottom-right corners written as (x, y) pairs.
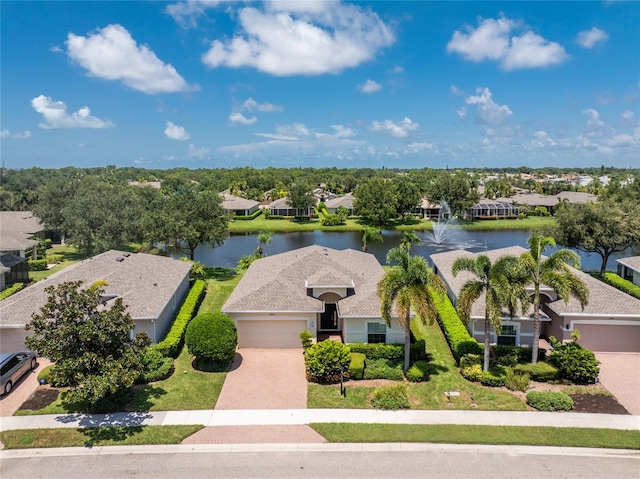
top-left (0, 358), bottom-right (51, 417)
top-left (215, 349), bottom-right (307, 410)
top-left (595, 353), bottom-right (640, 415)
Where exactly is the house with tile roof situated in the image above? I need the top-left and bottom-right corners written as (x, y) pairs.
top-left (0, 250), bottom-right (192, 352)
top-left (616, 256), bottom-right (640, 287)
top-left (222, 245), bottom-right (402, 348)
top-left (432, 246), bottom-right (640, 353)
top-left (0, 211), bottom-right (44, 258)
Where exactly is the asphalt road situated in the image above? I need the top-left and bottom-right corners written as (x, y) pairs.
top-left (2, 444), bottom-right (639, 479)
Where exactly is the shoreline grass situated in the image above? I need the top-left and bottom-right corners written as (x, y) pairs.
top-left (310, 423), bottom-right (640, 449)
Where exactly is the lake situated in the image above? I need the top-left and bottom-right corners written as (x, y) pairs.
top-left (170, 228), bottom-right (629, 273)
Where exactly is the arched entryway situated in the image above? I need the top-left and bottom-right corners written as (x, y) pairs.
top-left (318, 292), bottom-right (342, 332)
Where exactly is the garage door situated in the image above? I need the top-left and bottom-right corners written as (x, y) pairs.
top-left (0, 329), bottom-right (28, 353)
top-left (575, 324), bottom-right (640, 352)
top-left (237, 320), bottom-right (307, 348)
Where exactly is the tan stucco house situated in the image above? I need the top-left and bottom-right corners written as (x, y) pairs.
top-left (0, 250), bottom-right (192, 352)
top-left (222, 245), bottom-right (402, 348)
top-left (432, 246), bottom-right (640, 353)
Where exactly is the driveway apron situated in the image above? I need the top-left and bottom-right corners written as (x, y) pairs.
top-left (215, 349), bottom-right (307, 410)
top-left (595, 353), bottom-right (640, 416)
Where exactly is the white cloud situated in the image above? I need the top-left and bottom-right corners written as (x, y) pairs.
top-left (450, 85), bottom-right (464, 96)
top-left (392, 65), bottom-right (403, 73)
top-left (359, 79), bottom-right (382, 93)
top-left (242, 97), bottom-right (283, 112)
top-left (582, 108), bottom-right (612, 138)
top-left (531, 130), bottom-right (557, 148)
top-left (255, 132), bottom-right (299, 141)
top-left (31, 95), bottom-right (114, 129)
top-left (619, 110), bottom-right (638, 127)
top-left (66, 24), bottom-right (195, 94)
top-left (330, 125), bottom-right (355, 138)
top-left (166, 0), bottom-right (222, 28)
top-left (0, 129), bottom-right (31, 139)
top-left (229, 112), bottom-right (258, 125)
top-left (464, 87), bottom-right (512, 125)
top-left (447, 16), bottom-right (568, 70)
top-left (188, 143), bottom-right (210, 159)
top-left (370, 117), bottom-right (419, 138)
top-left (202, 2), bottom-right (394, 76)
top-left (164, 121), bottom-right (190, 140)
top-left (576, 27), bottom-right (608, 48)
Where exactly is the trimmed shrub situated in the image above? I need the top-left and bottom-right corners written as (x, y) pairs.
top-left (505, 368), bottom-right (530, 392)
top-left (363, 358), bottom-right (404, 380)
top-left (0, 282), bottom-right (24, 301)
top-left (601, 273), bottom-right (640, 300)
top-left (153, 279), bottom-right (205, 357)
top-left (434, 292), bottom-right (482, 361)
top-left (460, 364), bottom-right (482, 382)
top-left (349, 352), bottom-right (366, 380)
top-left (28, 259), bottom-right (48, 271)
top-left (36, 364), bottom-right (66, 387)
top-left (549, 341), bottom-right (600, 384)
top-left (371, 384), bottom-right (410, 410)
top-left (185, 311), bottom-right (237, 366)
top-left (526, 391), bottom-right (574, 411)
top-left (234, 209), bottom-right (263, 221)
top-left (459, 353), bottom-right (482, 368)
top-left (139, 347), bottom-right (174, 383)
top-left (304, 340), bottom-right (351, 383)
top-left (406, 360), bottom-right (429, 382)
top-left (480, 367), bottom-right (506, 387)
top-left (514, 361), bottom-right (560, 382)
top-left (300, 330), bottom-right (314, 351)
top-left (493, 345), bottom-right (546, 363)
top-left (348, 341), bottom-right (426, 362)
top-left (321, 213), bottom-right (346, 226)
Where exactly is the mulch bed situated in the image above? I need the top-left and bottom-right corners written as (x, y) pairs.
top-left (18, 386), bottom-right (60, 411)
top-left (569, 394), bottom-right (629, 415)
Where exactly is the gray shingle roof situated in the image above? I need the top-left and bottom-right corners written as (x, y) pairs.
top-left (325, 193), bottom-right (355, 209)
top-left (0, 211), bottom-right (43, 251)
top-left (222, 245), bottom-right (386, 316)
top-left (221, 193), bottom-right (260, 211)
top-left (616, 256), bottom-right (640, 273)
top-left (431, 246), bottom-right (640, 319)
top-left (0, 250), bottom-right (191, 327)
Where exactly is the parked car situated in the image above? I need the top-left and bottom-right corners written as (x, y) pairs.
top-left (1, 351), bottom-right (37, 395)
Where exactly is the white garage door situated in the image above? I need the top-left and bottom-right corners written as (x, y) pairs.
top-left (237, 320), bottom-right (307, 348)
top-left (0, 329), bottom-right (28, 353)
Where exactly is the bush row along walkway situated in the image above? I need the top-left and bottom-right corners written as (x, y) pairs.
top-left (1, 409), bottom-right (638, 432)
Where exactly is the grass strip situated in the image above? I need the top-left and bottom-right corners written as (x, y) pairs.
top-left (0, 425), bottom-right (202, 449)
top-left (310, 423), bottom-right (640, 450)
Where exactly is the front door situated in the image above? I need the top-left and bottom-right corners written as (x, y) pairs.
top-left (320, 303), bottom-right (338, 330)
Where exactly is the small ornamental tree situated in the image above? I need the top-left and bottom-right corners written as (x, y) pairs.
top-left (185, 312), bottom-right (237, 367)
top-left (25, 281), bottom-right (150, 412)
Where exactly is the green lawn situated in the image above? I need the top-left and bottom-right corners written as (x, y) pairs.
top-left (310, 423), bottom-right (640, 449)
top-left (0, 425), bottom-right (202, 449)
top-left (28, 244), bottom-right (86, 281)
top-left (308, 320), bottom-right (526, 411)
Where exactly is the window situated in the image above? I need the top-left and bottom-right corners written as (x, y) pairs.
top-left (497, 324), bottom-right (517, 346)
top-left (367, 322), bottom-right (386, 344)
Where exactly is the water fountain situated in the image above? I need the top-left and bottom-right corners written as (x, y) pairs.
top-left (422, 201), bottom-right (483, 251)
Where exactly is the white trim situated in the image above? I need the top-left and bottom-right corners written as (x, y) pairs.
top-left (566, 319), bottom-right (640, 331)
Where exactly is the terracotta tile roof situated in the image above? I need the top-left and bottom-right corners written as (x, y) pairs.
top-left (222, 245), bottom-right (386, 317)
top-left (0, 250), bottom-right (192, 327)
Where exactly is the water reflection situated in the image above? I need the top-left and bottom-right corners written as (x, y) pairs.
top-left (168, 229), bottom-right (628, 273)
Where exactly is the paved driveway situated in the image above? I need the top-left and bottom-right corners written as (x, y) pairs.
top-left (215, 349), bottom-right (307, 410)
top-left (0, 358), bottom-right (51, 417)
top-left (595, 353), bottom-right (640, 415)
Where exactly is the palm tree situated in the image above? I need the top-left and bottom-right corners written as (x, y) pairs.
top-left (452, 254), bottom-right (528, 371)
top-left (361, 227), bottom-right (382, 253)
top-left (377, 247), bottom-right (445, 373)
top-left (519, 232), bottom-right (589, 364)
top-left (399, 231), bottom-right (421, 252)
top-left (256, 231), bottom-right (273, 256)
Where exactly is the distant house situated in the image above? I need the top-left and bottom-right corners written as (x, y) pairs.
top-left (221, 193), bottom-right (260, 217)
top-left (325, 193), bottom-right (355, 215)
top-left (617, 256), bottom-right (640, 287)
top-left (498, 191), bottom-right (598, 215)
top-left (0, 252), bottom-right (28, 291)
top-left (413, 198), bottom-right (442, 220)
top-left (432, 246), bottom-right (640, 352)
top-left (127, 180), bottom-right (162, 189)
top-left (268, 197), bottom-right (316, 217)
top-left (467, 199), bottom-right (519, 220)
top-left (0, 211), bottom-right (44, 258)
top-left (0, 250), bottom-right (192, 352)
top-left (222, 245), bottom-right (403, 348)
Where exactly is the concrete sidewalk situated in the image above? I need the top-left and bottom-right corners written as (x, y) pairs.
top-left (1, 409), bottom-right (638, 432)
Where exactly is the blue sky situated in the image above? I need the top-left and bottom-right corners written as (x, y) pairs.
top-left (1, 1), bottom-right (638, 170)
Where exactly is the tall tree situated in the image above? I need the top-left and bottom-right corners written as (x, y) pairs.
top-left (400, 231), bottom-right (421, 252)
top-left (551, 201), bottom-right (640, 276)
top-left (353, 177), bottom-right (398, 225)
top-left (393, 178), bottom-right (421, 219)
top-left (361, 227), bottom-right (382, 253)
top-left (378, 248), bottom-right (445, 372)
top-left (287, 182), bottom-right (316, 218)
top-left (426, 171), bottom-right (480, 217)
top-left (518, 233), bottom-right (589, 364)
top-left (25, 281), bottom-right (149, 412)
top-left (452, 254), bottom-right (527, 371)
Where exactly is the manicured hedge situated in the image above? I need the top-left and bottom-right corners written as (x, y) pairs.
top-left (348, 341), bottom-right (426, 362)
top-left (28, 259), bottom-right (48, 271)
top-left (493, 345), bottom-right (546, 363)
top-left (139, 347), bottom-right (174, 383)
top-left (0, 282), bottom-right (24, 301)
top-left (433, 292), bottom-right (482, 362)
top-left (45, 254), bottom-right (63, 264)
top-left (514, 361), bottom-right (560, 382)
top-left (601, 273), bottom-right (640, 300)
top-left (549, 341), bottom-right (600, 384)
top-left (349, 352), bottom-right (366, 380)
top-left (406, 360), bottom-right (429, 382)
top-left (185, 311), bottom-right (237, 366)
top-left (152, 279), bottom-right (206, 358)
top-left (304, 340), bottom-right (351, 383)
top-left (233, 209), bottom-right (263, 221)
top-left (526, 391), bottom-right (574, 411)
